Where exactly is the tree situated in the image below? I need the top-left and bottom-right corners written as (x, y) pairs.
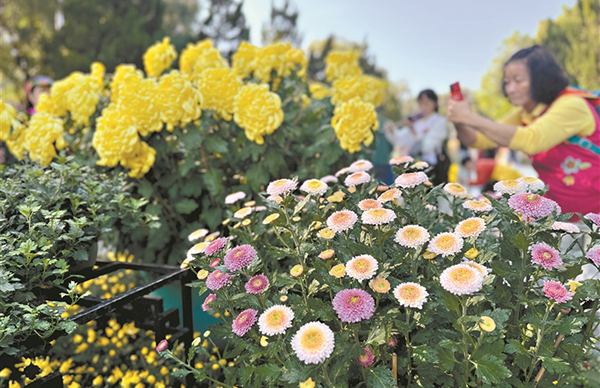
top-left (475, 31), bottom-right (533, 120)
top-left (536, 0), bottom-right (600, 90)
top-left (261, 0), bottom-right (302, 46)
top-left (197, 0), bottom-right (250, 58)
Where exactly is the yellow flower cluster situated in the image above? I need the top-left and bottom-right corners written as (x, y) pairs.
top-left (331, 75), bottom-right (386, 107)
top-left (233, 83), bottom-right (284, 145)
top-left (180, 40), bottom-right (228, 78)
top-left (90, 62), bottom-right (106, 88)
top-left (23, 113), bottom-right (68, 166)
top-left (232, 41), bottom-right (259, 79)
top-left (110, 64), bottom-right (144, 102)
top-left (195, 68), bottom-right (242, 121)
top-left (114, 72), bottom-right (163, 136)
top-left (159, 70), bottom-right (203, 130)
top-left (253, 42), bottom-right (308, 84)
top-left (143, 37), bottom-right (177, 77)
top-left (120, 141), bottom-right (157, 179)
top-left (325, 50), bottom-right (362, 82)
top-left (308, 82), bottom-right (332, 100)
top-left (0, 100), bottom-right (26, 159)
top-left (331, 97), bottom-right (379, 153)
top-left (65, 73), bottom-right (102, 126)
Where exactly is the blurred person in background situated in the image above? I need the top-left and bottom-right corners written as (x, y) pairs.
top-left (447, 45), bottom-right (600, 216)
top-left (384, 89), bottom-right (450, 185)
top-left (24, 75), bottom-right (53, 115)
top-left (372, 109), bottom-right (394, 185)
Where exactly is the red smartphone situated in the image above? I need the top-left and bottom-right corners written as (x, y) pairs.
top-left (450, 82), bottom-right (463, 101)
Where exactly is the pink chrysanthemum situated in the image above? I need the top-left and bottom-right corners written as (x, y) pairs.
top-left (188, 228), bottom-right (209, 242)
top-left (444, 183), bottom-right (468, 198)
top-left (518, 177), bottom-right (545, 192)
top-left (245, 273), bottom-right (269, 294)
top-left (202, 294), bottom-right (216, 311)
top-left (332, 288), bottom-right (376, 323)
top-left (224, 244), bottom-right (257, 271)
top-left (386, 335), bottom-right (398, 347)
top-left (320, 175), bottom-right (338, 184)
top-left (266, 179), bottom-right (297, 196)
top-left (530, 243), bottom-right (563, 270)
top-left (300, 179), bottom-right (328, 196)
top-left (291, 322), bottom-right (335, 364)
top-left (205, 237), bottom-right (227, 256)
top-left (361, 208), bottom-right (397, 225)
top-left (390, 156), bottom-right (414, 166)
top-left (358, 199), bottom-right (382, 211)
top-left (585, 246), bottom-right (600, 265)
top-left (349, 160), bottom-right (374, 173)
top-left (346, 255), bottom-right (378, 282)
top-left (411, 161), bottom-right (429, 170)
top-left (206, 270), bottom-right (233, 291)
top-left (584, 213), bottom-right (600, 227)
top-left (494, 179), bottom-right (527, 195)
top-left (378, 188), bottom-right (401, 203)
top-left (345, 172), bottom-right (371, 187)
top-left (428, 233), bottom-right (464, 257)
top-left (209, 258), bottom-right (221, 268)
top-left (258, 305), bottom-right (294, 336)
top-left (462, 200), bottom-right (493, 213)
top-left (225, 191), bottom-right (246, 204)
top-left (440, 264), bottom-right (483, 295)
top-left (508, 193), bottom-right (561, 219)
top-left (327, 210), bottom-right (358, 232)
top-left (395, 172), bottom-right (429, 188)
top-left (551, 222), bottom-right (580, 233)
top-left (393, 282), bottom-right (429, 309)
top-left (357, 348), bottom-right (374, 367)
top-left (543, 280), bottom-right (573, 304)
top-left (395, 225), bottom-right (430, 248)
top-left (232, 308), bottom-right (258, 336)
top-left (455, 217), bottom-right (486, 238)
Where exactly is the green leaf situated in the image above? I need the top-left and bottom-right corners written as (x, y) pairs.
top-left (366, 323), bottom-right (387, 345)
top-left (504, 339), bottom-right (528, 356)
top-left (175, 199), bottom-right (199, 215)
top-left (556, 315), bottom-right (588, 335)
top-left (472, 354), bottom-right (512, 384)
top-left (204, 136), bottom-right (229, 153)
top-left (412, 345), bottom-right (439, 364)
top-left (512, 232), bottom-right (531, 250)
top-left (202, 168), bottom-right (225, 196)
top-left (541, 357), bottom-right (571, 374)
top-left (255, 363), bottom-right (281, 383)
top-left (365, 366), bottom-right (396, 388)
top-left (72, 249), bottom-right (88, 262)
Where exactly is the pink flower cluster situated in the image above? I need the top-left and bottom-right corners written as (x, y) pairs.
top-left (530, 243), bottom-right (563, 270)
top-left (543, 280), bottom-right (573, 304)
top-left (205, 237), bottom-right (227, 256)
top-left (232, 308), bottom-right (258, 336)
top-left (245, 274), bottom-right (269, 294)
top-left (224, 244), bottom-right (257, 271)
top-left (332, 288), bottom-right (375, 323)
top-left (206, 270), bottom-right (233, 291)
top-left (202, 294), bottom-right (216, 311)
top-left (508, 193), bottom-right (560, 219)
top-left (586, 246), bottom-right (600, 265)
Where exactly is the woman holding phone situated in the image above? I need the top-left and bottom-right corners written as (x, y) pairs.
top-left (384, 89), bottom-right (450, 185)
top-left (447, 46), bottom-right (600, 216)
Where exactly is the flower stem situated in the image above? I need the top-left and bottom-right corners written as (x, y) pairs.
top-left (526, 301), bottom-right (554, 382)
top-left (321, 363), bottom-right (334, 388)
top-left (459, 297), bottom-right (471, 385)
top-left (404, 308), bottom-right (413, 388)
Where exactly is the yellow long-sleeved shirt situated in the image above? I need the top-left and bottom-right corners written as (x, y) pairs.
top-left (471, 94), bottom-right (595, 155)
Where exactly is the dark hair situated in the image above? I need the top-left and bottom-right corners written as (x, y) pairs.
top-left (502, 45), bottom-right (568, 105)
top-left (417, 89), bottom-right (438, 112)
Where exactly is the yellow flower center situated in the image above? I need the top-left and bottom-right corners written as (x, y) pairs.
top-left (300, 329), bottom-right (324, 351)
top-left (437, 235), bottom-right (456, 250)
top-left (542, 252), bottom-right (552, 259)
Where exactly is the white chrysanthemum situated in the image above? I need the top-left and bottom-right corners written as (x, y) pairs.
top-left (378, 188), bottom-right (401, 203)
top-left (411, 161), bottom-right (429, 170)
top-left (358, 199), bottom-right (382, 211)
top-left (361, 208), bottom-right (396, 225)
top-left (300, 179), bottom-right (328, 196)
top-left (462, 200), bottom-right (493, 212)
top-left (393, 282), bottom-right (429, 309)
top-left (348, 159), bottom-right (374, 173)
top-left (427, 232), bottom-right (464, 257)
top-left (518, 177), bottom-right (545, 192)
top-left (443, 183), bottom-right (468, 199)
top-left (346, 254), bottom-right (378, 282)
top-left (395, 225), bottom-right (430, 248)
top-left (320, 175), bottom-right (338, 184)
top-left (395, 172), bottom-right (429, 188)
top-left (291, 322), bottom-right (335, 364)
top-left (440, 263), bottom-right (484, 295)
top-left (188, 242), bottom-right (208, 255)
top-left (455, 217), bottom-right (486, 238)
top-left (188, 228), bottom-right (209, 242)
top-left (462, 261), bottom-right (491, 277)
top-left (258, 305), bottom-right (295, 336)
top-left (233, 207), bottom-right (253, 219)
top-left (225, 191), bottom-right (246, 204)
top-left (493, 179), bottom-right (527, 195)
top-left (345, 172), bottom-right (371, 187)
top-left (327, 210), bottom-right (358, 232)
top-left (551, 221), bottom-right (580, 233)
top-left (335, 167), bottom-right (350, 177)
top-left (266, 179), bottom-right (297, 196)
top-left (389, 156), bottom-right (414, 166)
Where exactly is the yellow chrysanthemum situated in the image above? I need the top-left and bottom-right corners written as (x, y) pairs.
top-left (181, 40), bottom-right (229, 79)
top-left (91, 62), bottom-right (106, 88)
top-left (48, 72), bottom-right (82, 117)
top-left (331, 97), bottom-right (379, 153)
top-left (120, 141), bottom-right (157, 179)
top-left (195, 68), bottom-right (241, 121)
top-left (116, 73), bottom-right (163, 136)
top-left (158, 70), bottom-right (203, 131)
top-left (35, 94), bottom-right (55, 115)
top-left (65, 73), bottom-right (101, 126)
top-left (284, 48), bottom-right (308, 77)
top-left (93, 104), bottom-right (140, 168)
top-left (325, 50), bottom-right (362, 82)
top-left (331, 75), bottom-right (385, 107)
top-left (232, 41), bottom-right (259, 79)
top-left (0, 100), bottom-right (25, 148)
top-left (309, 82), bottom-right (332, 100)
top-left (143, 37), bottom-right (177, 77)
top-left (233, 83), bottom-right (284, 144)
top-left (23, 113), bottom-right (67, 166)
top-left (110, 64), bottom-right (144, 102)
top-left (253, 42), bottom-right (293, 83)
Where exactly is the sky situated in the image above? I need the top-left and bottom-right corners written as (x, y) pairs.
top-left (242, 0), bottom-right (577, 95)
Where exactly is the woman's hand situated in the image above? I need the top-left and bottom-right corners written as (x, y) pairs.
top-left (447, 99), bottom-right (472, 124)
